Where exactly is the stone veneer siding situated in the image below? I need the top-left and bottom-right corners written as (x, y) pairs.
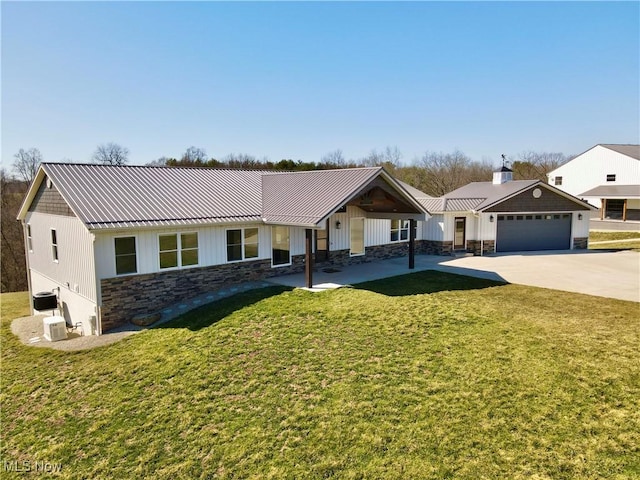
top-left (573, 237), bottom-right (588, 249)
top-left (101, 255), bottom-right (306, 332)
top-left (467, 240), bottom-right (496, 255)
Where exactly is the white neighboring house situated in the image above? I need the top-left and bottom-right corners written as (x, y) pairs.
top-left (416, 167), bottom-right (595, 255)
top-left (547, 144), bottom-right (640, 220)
top-left (17, 163), bottom-right (429, 336)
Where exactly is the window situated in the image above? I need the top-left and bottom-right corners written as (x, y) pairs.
top-left (51, 229), bottom-right (58, 262)
top-left (554, 176), bottom-right (563, 185)
top-left (390, 219), bottom-right (409, 242)
top-left (350, 217), bottom-right (365, 256)
top-left (159, 232), bottom-right (199, 269)
top-left (606, 174), bottom-right (616, 182)
top-left (115, 237), bottom-right (137, 275)
top-left (27, 225), bottom-right (33, 252)
top-left (227, 228), bottom-right (259, 262)
top-left (272, 226), bottom-right (290, 266)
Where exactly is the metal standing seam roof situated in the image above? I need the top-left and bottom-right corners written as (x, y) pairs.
top-left (261, 167), bottom-right (422, 225)
top-left (42, 163), bottom-right (267, 229)
top-left (28, 163), bottom-right (429, 230)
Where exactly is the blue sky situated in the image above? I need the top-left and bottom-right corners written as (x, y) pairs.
top-left (2, 1), bottom-right (639, 168)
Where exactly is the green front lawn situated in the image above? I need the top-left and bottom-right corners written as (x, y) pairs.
top-left (1, 272), bottom-right (639, 479)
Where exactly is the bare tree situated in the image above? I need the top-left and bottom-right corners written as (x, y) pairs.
top-left (511, 151), bottom-right (569, 181)
top-left (360, 146), bottom-right (402, 174)
top-left (320, 149), bottom-right (346, 167)
top-left (181, 146), bottom-right (208, 165)
top-left (12, 148), bottom-right (42, 183)
top-left (92, 143), bottom-right (130, 166)
top-left (416, 150), bottom-right (493, 196)
top-left (1, 168), bottom-right (28, 292)
top-left (146, 156), bottom-right (172, 167)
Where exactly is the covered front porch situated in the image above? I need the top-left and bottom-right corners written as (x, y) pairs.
top-left (262, 167), bottom-right (430, 288)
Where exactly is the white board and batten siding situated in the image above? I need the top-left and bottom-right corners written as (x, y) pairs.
top-left (25, 212), bottom-right (98, 335)
top-left (94, 223), bottom-right (275, 280)
top-left (548, 145), bottom-right (640, 208)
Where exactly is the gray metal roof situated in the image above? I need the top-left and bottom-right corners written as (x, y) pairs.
top-left (423, 180), bottom-right (537, 212)
top-left (600, 144), bottom-right (640, 160)
top-left (262, 167), bottom-right (427, 226)
top-left (41, 163), bottom-right (266, 229)
top-left (580, 184), bottom-right (640, 198)
top-left (26, 163), bottom-right (428, 230)
top-left (424, 179), bottom-right (594, 212)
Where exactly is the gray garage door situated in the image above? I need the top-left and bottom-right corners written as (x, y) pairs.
top-left (496, 213), bottom-right (572, 252)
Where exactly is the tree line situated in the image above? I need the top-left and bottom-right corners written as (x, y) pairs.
top-left (1, 143), bottom-right (571, 292)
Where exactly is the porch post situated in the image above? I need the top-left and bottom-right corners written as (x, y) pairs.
top-left (305, 228), bottom-right (313, 288)
top-left (409, 219), bottom-right (416, 269)
top-left (601, 198), bottom-right (606, 220)
top-left (623, 199), bottom-right (628, 222)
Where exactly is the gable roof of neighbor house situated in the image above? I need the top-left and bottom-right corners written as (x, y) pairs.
top-left (18, 163), bottom-right (429, 230)
top-left (599, 144), bottom-right (640, 160)
top-left (580, 184), bottom-right (640, 199)
top-left (422, 179), bottom-right (594, 213)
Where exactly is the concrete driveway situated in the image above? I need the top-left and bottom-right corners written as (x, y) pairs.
top-left (272, 250), bottom-right (640, 302)
top-left (436, 250), bottom-right (640, 302)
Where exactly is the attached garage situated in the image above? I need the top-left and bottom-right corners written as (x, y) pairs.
top-left (496, 213), bottom-right (572, 252)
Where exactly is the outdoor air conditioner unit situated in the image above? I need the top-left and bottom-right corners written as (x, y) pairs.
top-left (43, 316), bottom-right (67, 342)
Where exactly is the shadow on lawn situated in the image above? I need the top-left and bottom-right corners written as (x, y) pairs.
top-left (353, 270), bottom-right (507, 297)
top-left (155, 285), bottom-right (293, 332)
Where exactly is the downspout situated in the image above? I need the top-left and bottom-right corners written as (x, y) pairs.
top-left (91, 233), bottom-right (103, 336)
top-left (20, 220), bottom-right (34, 315)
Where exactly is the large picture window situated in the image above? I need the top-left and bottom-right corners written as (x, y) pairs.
top-left (227, 228), bottom-right (259, 262)
top-left (159, 232), bottom-right (199, 269)
top-left (390, 219), bottom-right (409, 242)
top-left (115, 237), bottom-right (137, 275)
top-left (271, 226), bottom-right (290, 266)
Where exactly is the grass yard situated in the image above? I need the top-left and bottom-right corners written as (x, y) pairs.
top-left (1, 271), bottom-right (639, 479)
top-left (589, 231), bottom-right (640, 251)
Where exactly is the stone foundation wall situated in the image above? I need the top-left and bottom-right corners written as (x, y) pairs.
top-left (100, 255), bottom-right (306, 332)
top-left (573, 237), bottom-right (588, 249)
top-left (467, 240), bottom-right (496, 255)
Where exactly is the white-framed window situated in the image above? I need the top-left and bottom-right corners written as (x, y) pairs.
top-left (226, 228), bottom-right (259, 262)
top-left (271, 226), bottom-right (291, 266)
top-left (27, 224), bottom-right (33, 252)
top-left (390, 219), bottom-right (409, 242)
top-left (115, 236), bottom-right (137, 275)
top-left (159, 232), bottom-right (199, 269)
top-left (554, 176), bottom-right (563, 186)
top-left (350, 217), bottom-right (365, 256)
top-left (50, 229), bottom-right (59, 262)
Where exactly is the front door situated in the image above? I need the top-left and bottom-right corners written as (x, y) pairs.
top-left (315, 221), bottom-right (329, 263)
top-left (454, 217), bottom-right (466, 250)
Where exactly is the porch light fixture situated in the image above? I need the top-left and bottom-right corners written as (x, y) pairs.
top-left (578, 213), bottom-right (583, 220)
top-left (489, 215), bottom-right (494, 222)
top-left (335, 220), bottom-right (341, 230)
